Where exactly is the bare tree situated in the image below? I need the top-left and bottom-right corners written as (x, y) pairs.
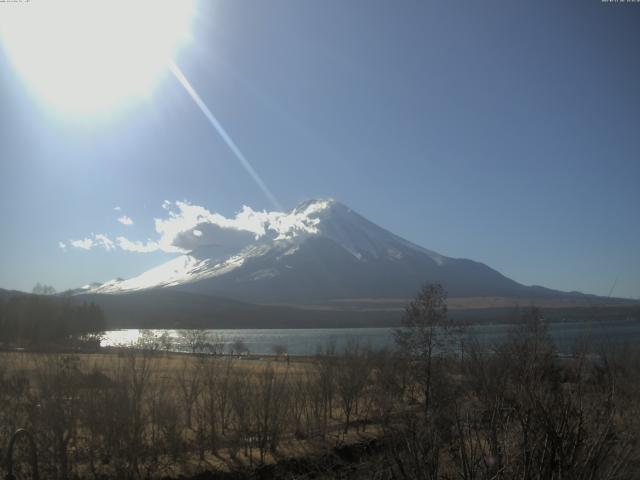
top-left (178, 329), bottom-right (210, 354)
top-left (272, 343), bottom-right (288, 357)
top-left (175, 357), bottom-right (203, 430)
top-left (116, 351), bottom-right (155, 478)
top-left (30, 355), bottom-right (81, 480)
top-left (229, 371), bottom-right (254, 464)
top-left (314, 342), bottom-right (337, 436)
top-left (159, 331), bottom-right (173, 353)
top-left (369, 348), bottom-right (403, 428)
top-left (202, 333), bottom-right (225, 356)
top-left (394, 282), bottom-right (454, 414)
top-left (252, 364), bottom-right (289, 462)
top-left (32, 283), bottom-right (56, 295)
top-left (335, 341), bottom-right (369, 433)
top-left (200, 357), bottom-right (223, 453)
top-left (231, 338), bottom-right (250, 356)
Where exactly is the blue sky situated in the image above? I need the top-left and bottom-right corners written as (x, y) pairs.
top-left (0, 0), bottom-right (639, 298)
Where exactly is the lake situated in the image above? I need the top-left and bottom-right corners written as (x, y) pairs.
top-left (102, 318), bottom-right (640, 356)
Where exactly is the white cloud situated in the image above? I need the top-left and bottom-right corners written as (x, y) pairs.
top-left (94, 234), bottom-right (115, 251)
top-left (70, 238), bottom-right (93, 250)
top-left (114, 206), bottom-right (122, 211)
top-left (116, 237), bottom-right (160, 253)
top-left (58, 241), bottom-right (67, 250)
top-left (117, 215), bottom-right (134, 226)
top-left (69, 233), bottom-right (115, 251)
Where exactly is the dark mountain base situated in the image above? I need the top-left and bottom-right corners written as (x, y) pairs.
top-left (78, 290), bottom-right (640, 329)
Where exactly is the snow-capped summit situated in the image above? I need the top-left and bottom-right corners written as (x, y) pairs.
top-left (297, 199), bottom-right (446, 264)
top-left (85, 199), bottom-right (555, 302)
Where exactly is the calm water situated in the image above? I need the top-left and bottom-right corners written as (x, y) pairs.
top-left (102, 318), bottom-right (640, 356)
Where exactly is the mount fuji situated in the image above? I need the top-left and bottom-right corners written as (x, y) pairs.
top-left (83, 199), bottom-right (568, 304)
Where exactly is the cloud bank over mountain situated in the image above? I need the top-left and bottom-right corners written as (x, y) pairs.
top-left (64, 199), bottom-right (332, 256)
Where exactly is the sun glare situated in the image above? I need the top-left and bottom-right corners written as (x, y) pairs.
top-left (0, 0), bottom-right (195, 114)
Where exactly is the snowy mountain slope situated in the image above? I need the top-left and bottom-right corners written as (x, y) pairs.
top-left (85, 199), bottom-right (571, 303)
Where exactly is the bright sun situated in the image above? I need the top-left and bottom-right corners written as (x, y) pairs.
top-left (0, 0), bottom-right (195, 114)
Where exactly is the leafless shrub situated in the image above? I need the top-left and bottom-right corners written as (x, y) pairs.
top-left (230, 338), bottom-right (250, 356)
top-left (178, 330), bottom-right (211, 354)
top-left (0, 358), bottom-right (30, 478)
top-left (335, 341), bottom-right (369, 434)
top-left (251, 363), bottom-right (289, 462)
top-left (175, 357), bottom-right (203, 430)
top-left (272, 343), bottom-right (287, 357)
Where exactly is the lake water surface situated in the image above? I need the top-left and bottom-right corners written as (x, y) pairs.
top-left (102, 318), bottom-right (640, 356)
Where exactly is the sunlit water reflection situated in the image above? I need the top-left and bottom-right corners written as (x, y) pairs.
top-left (102, 318), bottom-right (640, 356)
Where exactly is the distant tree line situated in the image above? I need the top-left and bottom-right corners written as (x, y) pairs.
top-left (32, 282), bottom-right (57, 295)
top-left (0, 294), bottom-right (106, 350)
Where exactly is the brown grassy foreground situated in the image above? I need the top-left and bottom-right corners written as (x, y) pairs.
top-left (1, 313), bottom-right (640, 479)
top-left (0, 347), bottom-right (389, 479)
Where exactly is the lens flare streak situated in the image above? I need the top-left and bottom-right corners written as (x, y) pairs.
top-left (169, 62), bottom-right (281, 210)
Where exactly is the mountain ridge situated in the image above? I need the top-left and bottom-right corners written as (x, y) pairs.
top-left (81, 199), bottom-right (596, 304)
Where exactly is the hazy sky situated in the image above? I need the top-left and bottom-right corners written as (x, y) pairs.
top-left (1, 0), bottom-right (638, 298)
